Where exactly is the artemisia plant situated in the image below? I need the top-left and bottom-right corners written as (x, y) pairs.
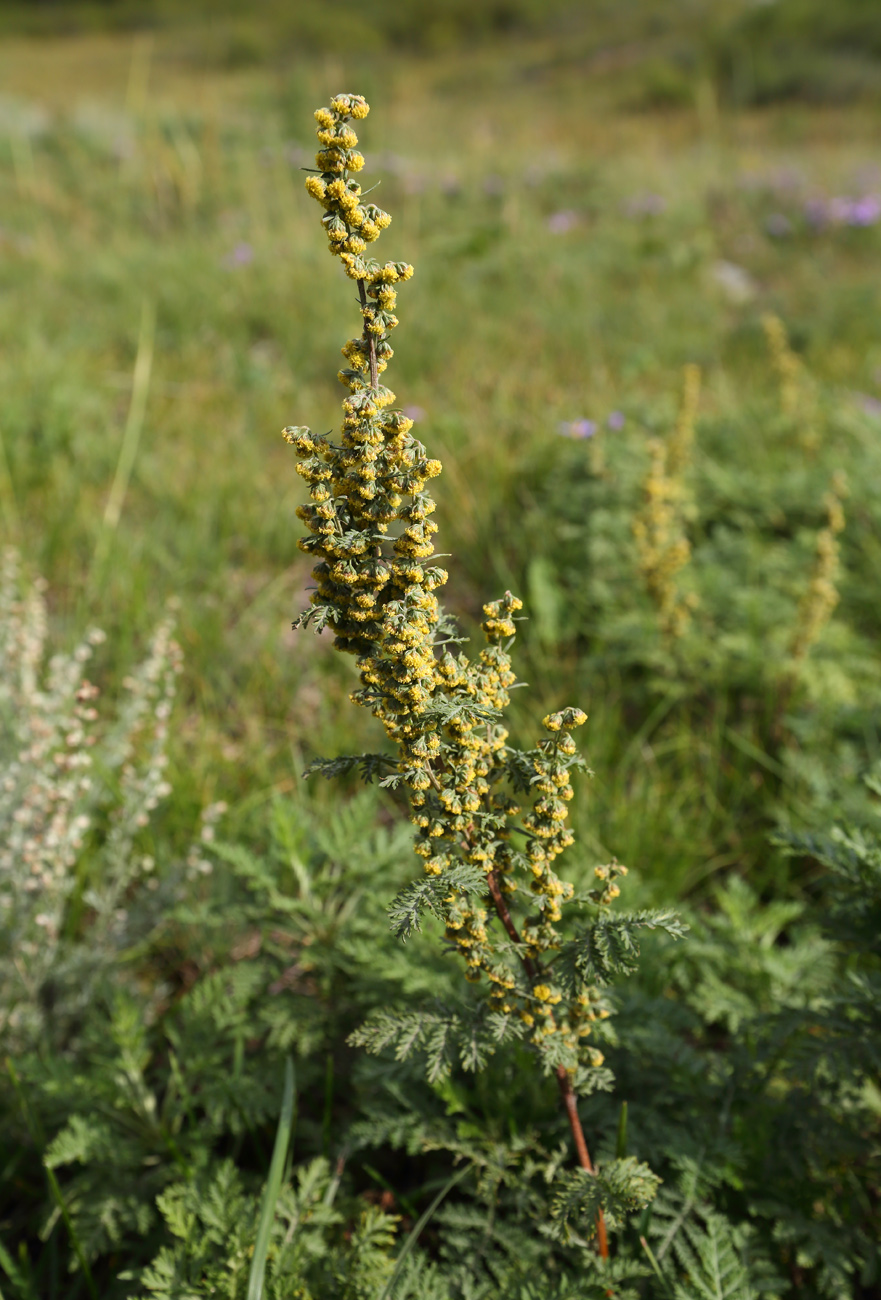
top-left (287, 93), bottom-right (676, 1258)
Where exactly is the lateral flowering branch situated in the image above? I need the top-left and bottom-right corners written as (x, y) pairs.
top-left (286, 93), bottom-right (668, 1253)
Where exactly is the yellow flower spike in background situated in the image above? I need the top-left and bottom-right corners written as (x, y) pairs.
top-left (288, 94), bottom-right (679, 1260)
top-left (633, 364), bottom-right (700, 639)
top-left (789, 470), bottom-right (848, 666)
top-left (763, 312), bottom-right (800, 418)
top-left (762, 312), bottom-right (820, 455)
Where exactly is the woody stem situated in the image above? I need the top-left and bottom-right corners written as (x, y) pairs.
top-left (485, 870), bottom-right (609, 1260)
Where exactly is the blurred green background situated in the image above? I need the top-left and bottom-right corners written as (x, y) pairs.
top-left (3, 0), bottom-right (881, 891)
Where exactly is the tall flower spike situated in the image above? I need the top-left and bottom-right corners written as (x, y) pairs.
top-left (286, 95), bottom-right (667, 1258)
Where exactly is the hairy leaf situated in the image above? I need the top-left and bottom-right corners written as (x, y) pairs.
top-left (304, 752), bottom-right (398, 783)
top-left (349, 1002), bottom-right (526, 1082)
top-left (556, 910), bottom-right (688, 990)
top-left (388, 864), bottom-right (488, 941)
top-left (550, 1157), bottom-right (660, 1243)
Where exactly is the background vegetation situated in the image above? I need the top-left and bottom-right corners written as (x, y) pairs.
top-left (0, 0), bottom-right (879, 1295)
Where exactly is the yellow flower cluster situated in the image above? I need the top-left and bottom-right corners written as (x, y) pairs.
top-left (413, 597), bottom-right (523, 880)
top-left (289, 95), bottom-right (621, 1080)
top-left (304, 95), bottom-right (407, 337)
top-left (763, 312), bottom-right (800, 419)
top-left (288, 98), bottom-right (443, 741)
top-left (633, 366), bottom-right (701, 639)
top-left (762, 313), bottom-right (819, 455)
top-left (790, 471), bottom-right (847, 664)
top-left (523, 977), bottom-right (610, 1067)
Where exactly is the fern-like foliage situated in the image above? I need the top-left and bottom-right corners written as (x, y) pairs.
top-left (132, 1157), bottom-right (401, 1300)
top-left (350, 1002), bottom-right (526, 1081)
top-left (643, 1163), bottom-right (784, 1300)
top-left (304, 752), bottom-right (398, 783)
top-left (499, 1261), bottom-right (649, 1300)
top-left (665, 1211), bottom-right (758, 1300)
top-left (292, 602), bottom-right (341, 633)
top-left (770, 823), bottom-right (881, 1080)
top-left (555, 909), bottom-right (688, 990)
top-left (549, 1157), bottom-right (660, 1242)
top-left (388, 864), bottom-right (491, 941)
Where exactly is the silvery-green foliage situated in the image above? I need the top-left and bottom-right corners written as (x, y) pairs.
top-left (0, 549), bottom-right (196, 1051)
top-left (350, 1001), bottom-right (528, 1081)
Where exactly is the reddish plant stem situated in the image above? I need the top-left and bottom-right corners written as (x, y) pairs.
top-left (357, 279), bottom-right (380, 390)
top-left (486, 870), bottom-right (538, 979)
top-left (555, 1064), bottom-right (610, 1259)
top-left (486, 871), bottom-right (609, 1260)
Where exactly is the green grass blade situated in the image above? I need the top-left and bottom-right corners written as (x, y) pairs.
top-left (640, 1235), bottom-right (668, 1289)
top-left (43, 1166), bottom-right (98, 1300)
top-left (91, 296), bottom-right (156, 580)
top-left (247, 1057), bottom-right (296, 1300)
top-left (616, 1100), bottom-right (628, 1159)
top-left (377, 1164), bottom-right (469, 1300)
top-left (0, 1236), bottom-right (35, 1300)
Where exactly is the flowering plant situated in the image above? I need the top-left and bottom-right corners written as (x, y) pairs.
top-left (288, 93), bottom-right (684, 1256)
top-left (0, 549), bottom-right (185, 1051)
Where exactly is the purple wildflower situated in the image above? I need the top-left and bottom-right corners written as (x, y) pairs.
top-left (402, 405), bottom-right (426, 423)
top-left (222, 242), bottom-right (254, 268)
top-left (829, 198), bottom-right (854, 224)
top-left (815, 196), bottom-right (881, 227)
top-left (558, 419), bottom-right (597, 439)
top-left (546, 210), bottom-right (578, 234)
top-left (855, 393), bottom-right (881, 419)
top-left (607, 411), bottom-right (625, 431)
top-left (403, 173), bottom-right (427, 196)
top-left (846, 195), bottom-right (881, 226)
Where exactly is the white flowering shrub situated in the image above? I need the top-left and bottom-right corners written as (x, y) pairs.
top-left (0, 549), bottom-right (194, 1050)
